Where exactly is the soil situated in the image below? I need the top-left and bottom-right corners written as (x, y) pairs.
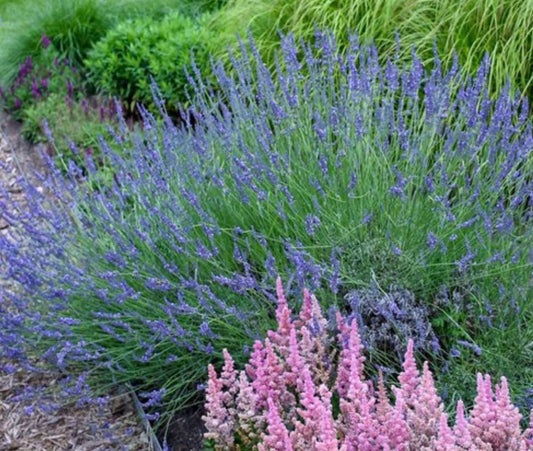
top-left (0, 111), bottom-right (151, 450)
top-left (157, 405), bottom-right (206, 451)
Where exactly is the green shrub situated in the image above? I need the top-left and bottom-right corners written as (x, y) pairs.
top-left (0, 0), bottom-right (224, 87)
top-left (85, 12), bottom-right (213, 112)
top-left (209, 0), bottom-right (533, 98)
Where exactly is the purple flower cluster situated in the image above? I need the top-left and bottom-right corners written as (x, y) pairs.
top-left (0, 43), bottom-right (79, 119)
top-left (0, 31), bottom-right (532, 416)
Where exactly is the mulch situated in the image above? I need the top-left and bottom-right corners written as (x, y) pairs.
top-left (0, 364), bottom-right (150, 450)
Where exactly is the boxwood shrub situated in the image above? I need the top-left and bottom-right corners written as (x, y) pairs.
top-left (85, 12), bottom-right (213, 112)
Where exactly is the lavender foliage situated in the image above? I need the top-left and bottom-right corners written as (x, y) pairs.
top-left (1, 31), bottom-right (532, 415)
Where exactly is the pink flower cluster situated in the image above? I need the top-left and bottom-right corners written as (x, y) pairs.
top-left (203, 278), bottom-right (533, 450)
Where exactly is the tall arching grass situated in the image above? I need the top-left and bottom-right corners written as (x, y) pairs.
top-left (209, 0), bottom-right (533, 98)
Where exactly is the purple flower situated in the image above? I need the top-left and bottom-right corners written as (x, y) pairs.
top-left (426, 232), bottom-right (438, 250)
top-left (31, 80), bottom-right (40, 99)
top-left (457, 340), bottom-right (482, 356)
top-left (66, 80), bottom-right (74, 97)
top-left (41, 34), bottom-right (51, 49)
top-left (305, 214), bottom-right (321, 236)
top-left (25, 56), bottom-right (33, 72)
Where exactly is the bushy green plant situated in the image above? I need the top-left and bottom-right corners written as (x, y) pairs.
top-left (0, 0), bottom-right (224, 87)
top-left (209, 0), bottom-right (533, 98)
top-left (85, 12), bottom-right (213, 112)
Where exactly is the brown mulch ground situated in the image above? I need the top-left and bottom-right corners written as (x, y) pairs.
top-left (0, 112), bottom-right (152, 450)
top-left (0, 365), bottom-right (150, 450)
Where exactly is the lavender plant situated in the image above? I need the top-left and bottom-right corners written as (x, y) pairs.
top-left (1, 32), bottom-right (532, 422)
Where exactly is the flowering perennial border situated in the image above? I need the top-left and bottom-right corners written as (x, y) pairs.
top-left (203, 279), bottom-right (533, 450)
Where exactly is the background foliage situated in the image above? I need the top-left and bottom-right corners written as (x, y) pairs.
top-left (209, 0), bottom-right (533, 98)
top-left (85, 12), bottom-right (213, 112)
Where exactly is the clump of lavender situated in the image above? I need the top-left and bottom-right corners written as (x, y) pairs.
top-left (0, 31), bottom-right (532, 421)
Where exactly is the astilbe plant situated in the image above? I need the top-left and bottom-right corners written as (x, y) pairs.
top-left (0, 31), bottom-right (532, 420)
top-left (203, 279), bottom-right (533, 450)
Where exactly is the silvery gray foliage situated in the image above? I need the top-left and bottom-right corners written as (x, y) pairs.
top-left (345, 285), bottom-right (441, 357)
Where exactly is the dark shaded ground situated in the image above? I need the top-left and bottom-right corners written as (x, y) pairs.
top-left (158, 405), bottom-right (206, 451)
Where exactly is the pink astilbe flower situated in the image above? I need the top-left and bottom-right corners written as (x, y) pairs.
top-left (407, 361), bottom-right (443, 448)
top-left (378, 377), bottom-right (409, 450)
top-left (245, 340), bottom-right (266, 381)
top-left (292, 367), bottom-right (332, 448)
top-left (235, 371), bottom-right (263, 445)
top-left (290, 368), bottom-right (340, 450)
top-left (276, 276), bottom-right (287, 307)
top-left (296, 289), bottom-right (331, 385)
top-left (285, 326), bottom-right (307, 392)
top-left (268, 277), bottom-right (293, 350)
top-left (386, 390), bottom-right (410, 450)
top-left (299, 324), bottom-right (330, 386)
top-left (453, 400), bottom-right (473, 449)
top-left (468, 374), bottom-right (526, 450)
top-left (203, 364), bottom-right (235, 448)
top-left (252, 338), bottom-right (292, 410)
top-left (314, 384), bottom-right (342, 451)
top-left (258, 397), bottom-right (294, 451)
top-left (375, 372), bottom-right (392, 422)
top-left (493, 377), bottom-right (523, 449)
top-left (435, 414), bottom-right (458, 451)
top-left (296, 289), bottom-right (328, 334)
top-left (339, 332), bottom-right (379, 449)
top-left (469, 374), bottom-right (499, 447)
top-left (220, 349), bottom-right (238, 395)
top-left (397, 339), bottom-right (420, 407)
top-left (203, 283), bottom-right (533, 450)
top-left (335, 316), bottom-right (365, 398)
top-left (297, 288), bottom-right (315, 325)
